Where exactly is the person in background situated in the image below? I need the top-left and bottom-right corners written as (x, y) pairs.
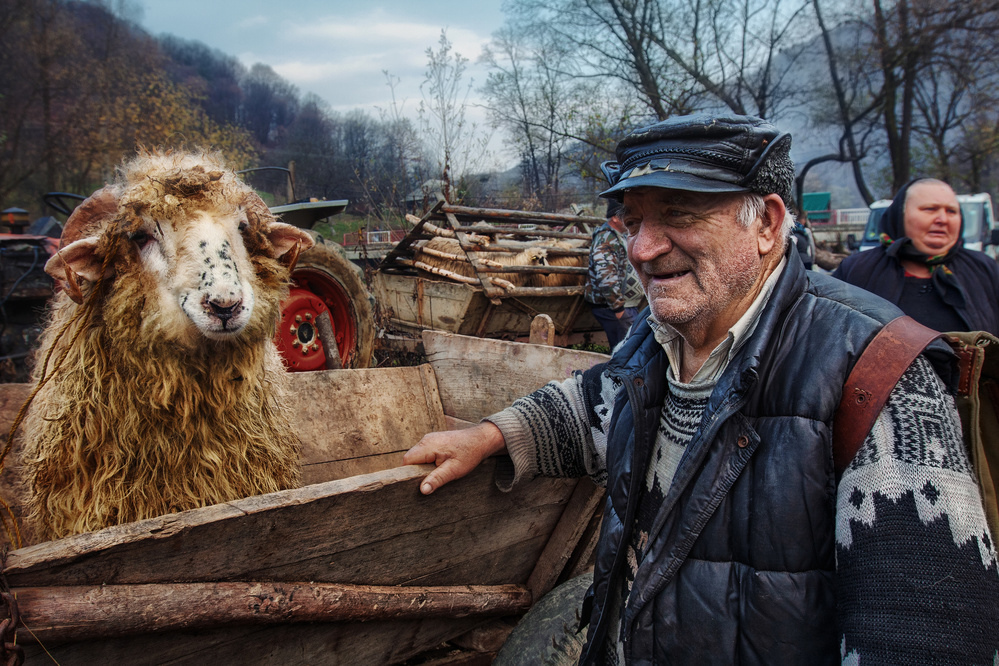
top-left (404, 115), bottom-right (999, 665)
top-left (834, 178), bottom-right (999, 334)
top-left (585, 199), bottom-right (646, 349)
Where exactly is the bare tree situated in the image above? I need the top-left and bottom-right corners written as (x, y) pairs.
top-left (418, 30), bottom-right (490, 203)
top-left (480, 26), bottom-right (580, 207)
top-left (503, 0), bottom-right (811, 121)
top-left (812, 0), bottom-right (999, 195)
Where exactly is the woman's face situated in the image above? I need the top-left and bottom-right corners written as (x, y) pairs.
top-left (903, 182), bottom-right (961, 256)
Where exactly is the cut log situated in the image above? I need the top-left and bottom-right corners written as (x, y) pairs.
top-left (13, 581), bottom-right (533, 643)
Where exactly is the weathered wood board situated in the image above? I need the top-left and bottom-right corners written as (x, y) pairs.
top-left (4, 460), bottom-right (574, 589)
top-left (422, 330), bottom-right (609, 422)
top-left (290, 364), bottom-right (446, 484)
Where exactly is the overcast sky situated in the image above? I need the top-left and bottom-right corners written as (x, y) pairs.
top-left (137, 0), bottom-right (512, 165)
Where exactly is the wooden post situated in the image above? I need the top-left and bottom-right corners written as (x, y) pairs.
top-left (315, 311), bottom-right (343, 369)
top-left (530, 314), bottom-right (555, 346)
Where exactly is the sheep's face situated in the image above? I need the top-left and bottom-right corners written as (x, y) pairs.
top-left (129, 207), bottom-right (260, 340)
top-left (45, 151), bottom-right (314, 347)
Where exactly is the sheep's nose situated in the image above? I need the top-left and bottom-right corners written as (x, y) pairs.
top-left (207, 298), bottom-right (243, 323)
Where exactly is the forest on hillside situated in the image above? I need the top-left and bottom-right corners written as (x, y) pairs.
top-left (0, 0), bottom-right (454, 221)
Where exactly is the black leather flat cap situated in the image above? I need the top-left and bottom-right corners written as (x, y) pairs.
top-left (600, 114), bottom-right (791, 198)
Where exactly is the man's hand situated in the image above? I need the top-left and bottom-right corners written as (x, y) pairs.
top-left (403, 421), bottom-right (507, 495)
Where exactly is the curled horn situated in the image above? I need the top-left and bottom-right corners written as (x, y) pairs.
top-left (60, 187), bottom-right (118, 250)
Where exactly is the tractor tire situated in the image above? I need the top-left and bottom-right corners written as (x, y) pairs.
top-left (276, 238), bottom-right (375, 370)
top-left (494, 573), bottom-right (592, 666)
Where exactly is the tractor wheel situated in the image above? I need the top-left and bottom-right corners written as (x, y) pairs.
top-left (275, 239), bottom-right (375, 371)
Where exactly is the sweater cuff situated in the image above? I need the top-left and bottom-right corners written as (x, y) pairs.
top-left (484, 407), bottom-right (538, 492)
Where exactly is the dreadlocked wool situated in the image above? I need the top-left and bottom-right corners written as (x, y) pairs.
top-left (22, 150), bottom-right (313, 543)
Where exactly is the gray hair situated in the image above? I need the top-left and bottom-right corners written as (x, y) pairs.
top-left (736, 193), bottom-right (795, 248)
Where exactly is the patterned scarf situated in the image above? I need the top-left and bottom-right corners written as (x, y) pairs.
top-left (879, 179), bottom-right (967, 312)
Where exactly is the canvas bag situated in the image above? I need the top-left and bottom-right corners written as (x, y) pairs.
top-left (834, 317), bottom-right (999, 542)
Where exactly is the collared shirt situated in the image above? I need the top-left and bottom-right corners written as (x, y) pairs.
top-left (650, 257), bottom-right (787, 388)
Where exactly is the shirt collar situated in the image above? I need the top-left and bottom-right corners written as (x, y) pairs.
top-left (650, 256), bottom-right (787, 388)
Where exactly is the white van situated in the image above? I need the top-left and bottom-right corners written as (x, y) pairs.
top-left (858, 193), bottom-right (999, 258)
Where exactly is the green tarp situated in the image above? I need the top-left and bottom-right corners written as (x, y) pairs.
top-left (802, 192), bottom-right (831, 221)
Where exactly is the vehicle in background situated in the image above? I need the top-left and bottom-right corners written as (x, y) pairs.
top-left (858, 193), bottom-right (999, 258)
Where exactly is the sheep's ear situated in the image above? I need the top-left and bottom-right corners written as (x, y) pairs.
top-left (45, 237), bottom-right (103, 303)
top-left (46, 237), bottom-right (102, 281)
top-left (265, 222), bottom-right (314, 259)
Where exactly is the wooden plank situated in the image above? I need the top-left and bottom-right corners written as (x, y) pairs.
top-left (526, 477), bottom-right (606, 600)
top-left (289, 365), bottom-right (446, 481)
top-left (422, 331), bottom-right (609, 422)
top-left (566, 504), bottom-right (604, 580)
top-left (14, 582), bottom-right (532, 643)
top-left (21, 616), bottom-right (485, 666)
top-left (300, 452), bottom-right (406, 486)
top-left (3, 459), bottom-right (575, 589)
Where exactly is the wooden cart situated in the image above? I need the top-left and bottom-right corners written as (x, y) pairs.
top-left (375, 201), bottom-right (606, 347)
top-left (0, 332), bottom-right (608, 665)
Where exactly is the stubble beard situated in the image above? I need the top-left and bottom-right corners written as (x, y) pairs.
top-left (646, 245), bottom-right (762, 342)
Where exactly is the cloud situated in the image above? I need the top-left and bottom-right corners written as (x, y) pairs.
top-left (235, 15), bottom-right (268, 30)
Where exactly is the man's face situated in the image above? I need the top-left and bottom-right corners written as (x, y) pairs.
top-left (620, 188), bottom-right (770, 340)
top-left (903, 182), bottom-right (961, 255)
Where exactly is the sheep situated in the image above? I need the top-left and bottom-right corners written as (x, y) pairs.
top-left (413, 237), bottom-right (548, 287)
top-left (529, 239), bottom-right (588, 288)
top-left (22, 149), bottom-right (314, 542)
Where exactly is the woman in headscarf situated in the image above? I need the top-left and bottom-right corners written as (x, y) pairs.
top-left (833, 178), bottom-right (999, 334)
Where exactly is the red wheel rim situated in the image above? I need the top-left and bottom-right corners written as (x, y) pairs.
top-left (275, 268), bottom-right (358, 371)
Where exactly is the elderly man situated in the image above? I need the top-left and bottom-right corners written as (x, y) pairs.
top-left (834, 178), bottom-right (999, 334)
top-left (404, 115), bottom-right (999, 664)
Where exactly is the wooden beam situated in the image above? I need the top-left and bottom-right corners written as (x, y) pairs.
top-left (441, 204), bottom-right (601, 228)
top-left (13, 581), bottom-right (533, 643)
top-left (475, 265), bottom-right (587, 275)
top-left (453, 227), bottom-right (591, 241)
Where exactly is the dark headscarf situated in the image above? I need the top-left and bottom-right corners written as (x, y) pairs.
top-left (878, 178), bottom-right (967, 312)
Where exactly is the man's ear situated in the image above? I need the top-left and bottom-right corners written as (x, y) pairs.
top-left (757, 194), bottom-right (786, 256)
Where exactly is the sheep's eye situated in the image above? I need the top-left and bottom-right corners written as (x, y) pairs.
top-left (129, 230), bottom-right (152, 247)
top-left (238, 220), bottom-right (249, 232)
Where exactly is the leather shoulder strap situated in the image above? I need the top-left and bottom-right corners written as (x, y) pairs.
top-left (833, 315), bottom-right (942, 475)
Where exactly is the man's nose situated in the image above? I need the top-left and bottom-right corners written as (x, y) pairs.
top-left (628, 223), bottom-right (671, 263)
